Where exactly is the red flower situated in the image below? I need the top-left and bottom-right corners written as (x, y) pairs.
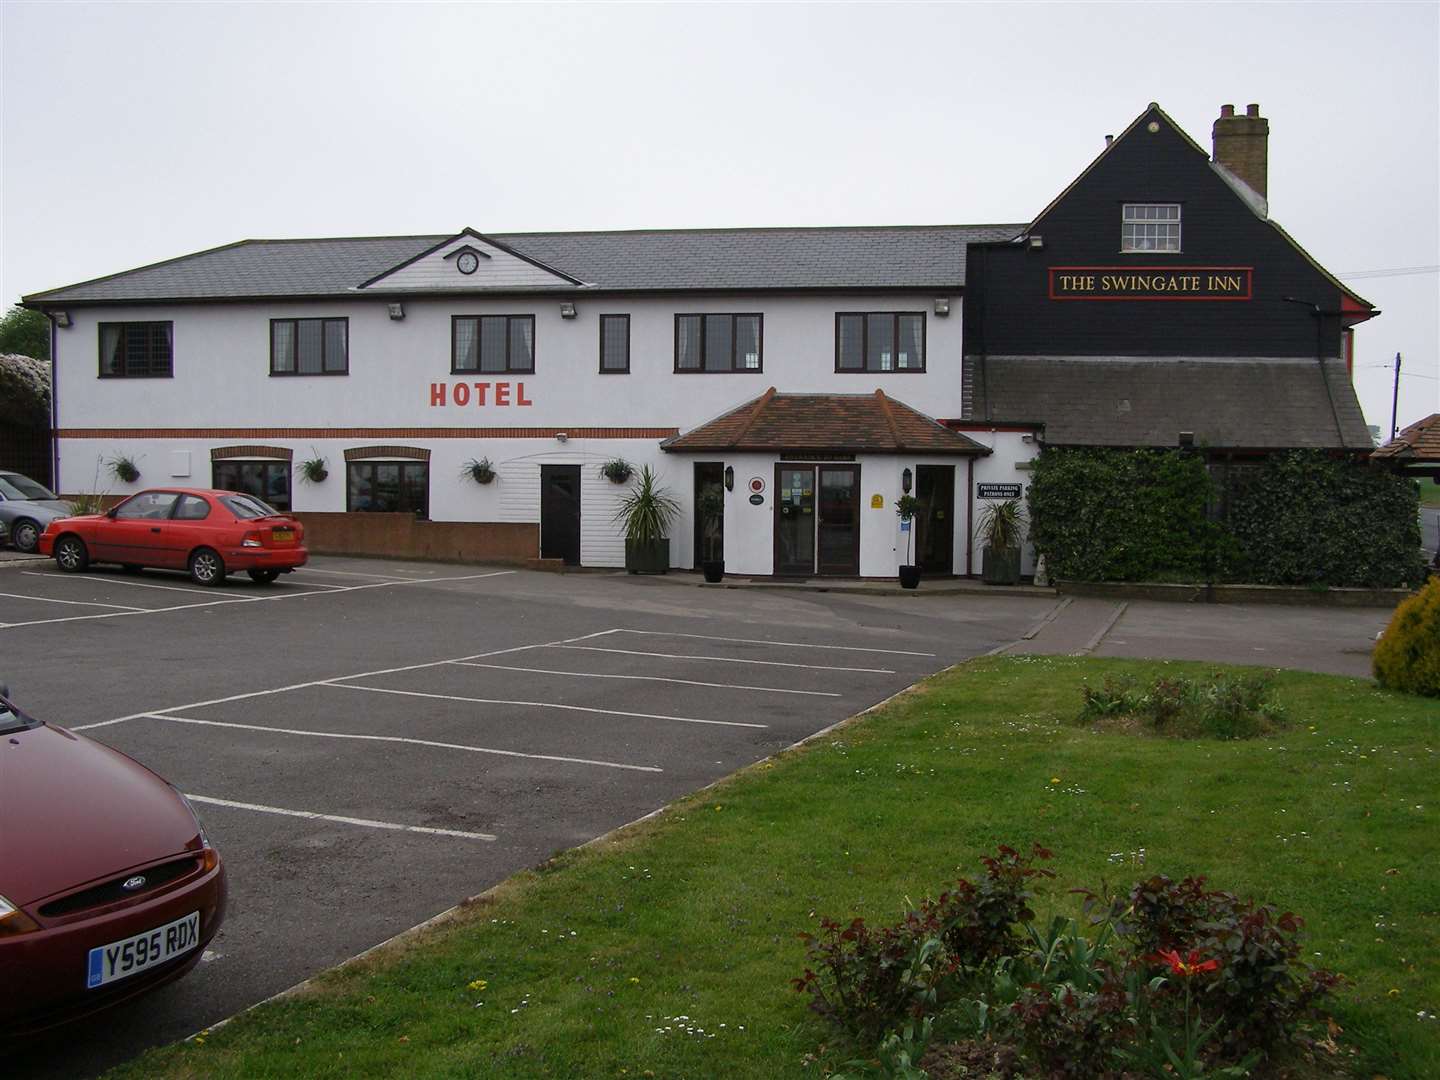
top-left (1155, 949), bottom-right (1220, 977)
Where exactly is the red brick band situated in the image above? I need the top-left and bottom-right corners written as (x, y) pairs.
top-left (344, 445), bottom-right (430, 462)
top-left (210, 444), bottom-right (295, 461)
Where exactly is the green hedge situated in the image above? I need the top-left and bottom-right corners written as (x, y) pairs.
top-left (1029, 448), bottom-right (1426, 588)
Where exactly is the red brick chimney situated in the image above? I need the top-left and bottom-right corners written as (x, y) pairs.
top-left (1212, 102), bottom-right (1269, 198)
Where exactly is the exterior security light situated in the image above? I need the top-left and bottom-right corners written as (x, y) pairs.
top-left (1179, 431), bottom-right (1195, 448)
top-left (560, 302), bottom-right (577, 319)
top-left (555, 432), bottom-right (568, 443)
top-left (387, 303), bottom-right (405, 321)
top-left (901, 467), bottom-right (913, 494)
top-left (1028, 235), bottom-right (1044, 250)
top-left (724, 466), bottom-right (734, 491)
top-left (933, 297), bottom-right (950, 316)
top-left (51, 311), bottom-right (72, 328)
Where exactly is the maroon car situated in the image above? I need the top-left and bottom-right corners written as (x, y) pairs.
top-left (38, 487), bottom-right (307, 586)
top-left (0, 686), bottom-right (226, 1038)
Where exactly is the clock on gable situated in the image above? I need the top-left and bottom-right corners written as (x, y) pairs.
top-left (456, 250), bottom-right (480, 275)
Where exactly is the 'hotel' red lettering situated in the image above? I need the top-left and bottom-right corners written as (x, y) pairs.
top-left (427, 381), bottom-right (535, 407)
top-left (453, 382), bottom-right (471, 406)
top-left (429, 382), bottom-right (446, 406)
top-left (517, 382), bottom-right (532, 406)
top-left (473, 383), bottom-right (488, 406)
top-left (495, 382), bottom-right (511, 406)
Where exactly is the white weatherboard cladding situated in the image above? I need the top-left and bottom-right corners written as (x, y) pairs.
top-left (54, 295), bottom-right (963, 430)
top-left (360, 236), bottom-right (576, 291)
top-left (54, 293), bottom-right (970, 573)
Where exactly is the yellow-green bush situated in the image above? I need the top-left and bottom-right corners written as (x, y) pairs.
top-left (1373, 577), bottom-right (1440, 697)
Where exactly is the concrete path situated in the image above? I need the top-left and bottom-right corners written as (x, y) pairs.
top-left (1004, 595), bottom-right (1392, 678)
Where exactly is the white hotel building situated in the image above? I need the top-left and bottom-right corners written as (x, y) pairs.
top-left (25, 224), bottom-right (1036, 579)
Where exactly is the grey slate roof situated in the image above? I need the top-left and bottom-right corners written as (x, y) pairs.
top-left (967, 355), bottom-right (1373, 450)
top-left (23, 225), bottom-right (1025, 305)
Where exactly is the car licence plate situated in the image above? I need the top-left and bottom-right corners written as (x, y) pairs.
top-left (271, 528), bottom-right (294, 542)
top-left (87, 911), bottom-right (200, 989)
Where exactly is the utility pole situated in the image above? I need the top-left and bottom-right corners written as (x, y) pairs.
top-left (1390, 352), bottom-right (1402, 441)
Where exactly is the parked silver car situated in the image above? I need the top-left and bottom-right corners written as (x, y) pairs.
top-left (0, 472), bottom-right (73, 553)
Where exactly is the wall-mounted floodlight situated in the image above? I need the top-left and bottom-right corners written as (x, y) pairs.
top-left (1028, 235), bottom-right (1044, 251)
top-left (51, 311), bottom-right (72, 328)
top-left (555, 432), bottom-right (569, 443)
top-left (560, 302), bottom-right (577, 319)
top-left (933, 297), bottom-right (950, 316)
top-left (1179, 431), bottom-right (1195, 448)
top-left (387, 303), bottom-right (405, 321)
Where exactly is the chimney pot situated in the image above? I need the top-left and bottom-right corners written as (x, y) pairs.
top-left (1213, 102), bottom-right (1269, 199)
top-left (1105, 134), bottom-right (1114, 146)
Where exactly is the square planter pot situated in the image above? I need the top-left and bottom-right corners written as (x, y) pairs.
top-left (982, 546), bottom-right (1021, 585)
top-left (625, 537), bottom-right (670, 574)
top-left (898, 564), bottom-right (921, 589)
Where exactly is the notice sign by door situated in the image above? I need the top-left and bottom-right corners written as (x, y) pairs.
top-left (977, 483), bottom-right (1023, 499)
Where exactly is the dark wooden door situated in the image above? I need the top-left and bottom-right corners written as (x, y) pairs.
top-left (916, 465), bottom-right (954, 574)
top-left (540, 465), bottom-right (582, 565)
top-left (693, 462), bottom-right (725, 566)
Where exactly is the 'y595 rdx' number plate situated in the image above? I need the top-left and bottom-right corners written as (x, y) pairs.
top-left (87, 911), bottom-right (199, 988)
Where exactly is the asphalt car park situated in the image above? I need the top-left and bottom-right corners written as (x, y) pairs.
top-left (3, 557), bottom-right (1053, 1078)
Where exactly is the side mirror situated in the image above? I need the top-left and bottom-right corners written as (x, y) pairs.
top-left (106, 507), bottom-right (119, 519)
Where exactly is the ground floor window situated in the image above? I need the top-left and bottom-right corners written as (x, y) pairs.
top-left (212, 460), bottom-right (291, 511)
top-left (346, 461), bottom-right (429, 517)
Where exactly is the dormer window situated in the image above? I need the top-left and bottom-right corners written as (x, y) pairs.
top-left (1121, 203), bottom-right (1181, 252)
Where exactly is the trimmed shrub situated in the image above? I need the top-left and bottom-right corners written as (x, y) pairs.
top-left (1373, 577), bottom-right (1440, 697)
top-left (1029, 447), bottom-right (1426, 588)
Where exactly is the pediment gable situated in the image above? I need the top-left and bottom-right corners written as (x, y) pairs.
top-left (358, 228), bottom-right (585, 291)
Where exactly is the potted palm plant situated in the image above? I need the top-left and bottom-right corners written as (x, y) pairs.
top-left (895, 493), bottom-right (921, 589)
top-left (614, 465), bottom-right (679, 574)
top-left (977, 497), bottom-right (1027, 585)
top-left (696, 488), bottom-right (725, 583)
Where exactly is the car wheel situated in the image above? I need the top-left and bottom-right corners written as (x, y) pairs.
top-left (188, 547), bottom-right (227, 586)
top-left (54, 535), bottom-right (89, 573)
top-left (247, 569), bottom-right (281, 585)
top-left (10, 518), bottom-right (41, 553)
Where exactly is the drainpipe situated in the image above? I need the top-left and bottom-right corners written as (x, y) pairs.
top-left (966, 455), bottom-right (975, 576)
top-left (49, 314), bottom-right (59, 490)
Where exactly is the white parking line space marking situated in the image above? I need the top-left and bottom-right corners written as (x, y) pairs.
top-left (22, 571), bottom-right (247, 599)
top-left (1, 569), bottom-right (517, 630)
top-left (552, 644), bottom-right (896, 674)
top-left (325, 682), bottom-right (769, 729)
top-left (610, 628), bottom-right (938, 657)
top-left (449, 660), bottom-right (842, 698)
top-left (0, 590), bottom-right (146, 612)
top-left (70, 633), bottom-right (619, 731)
top-left (143, 714), bottom-right (662, 773)
top-left (291, 567), bottom-right (414, 581)
top-left (183, 794), bottom-right (498, 841)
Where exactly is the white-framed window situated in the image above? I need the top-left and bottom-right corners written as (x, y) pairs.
top-left (1121, 203), bottom-right (1181, 253)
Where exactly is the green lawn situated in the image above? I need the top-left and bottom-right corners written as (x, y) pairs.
top-left (1417, 477), bottom-right (1440, 508)
top-left (108, 657), bottom-right (1440, 1079)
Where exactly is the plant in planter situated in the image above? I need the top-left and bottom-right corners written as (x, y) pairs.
top-left (298, 450), bottom-right (329, 484)
top-left (696, 488), bottom-right (725, 583)
top-left (600, 458), bottom-right (633, 484)
top-left (613, 465), bottom-right (679, 574)
top-left (977, 497), bottom-right (1027, 585)
top-left (106, 453), bottom-right (140, 484)
top-left (895, 493), bottom-right (922, 589)
top-left (463, 457), bottom-right (497, 485)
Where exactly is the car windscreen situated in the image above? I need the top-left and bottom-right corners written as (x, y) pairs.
top-left (220, 493), bottom-right (281, 519)
top-left (0, 696), bottom-right (39, 735)
top-left (0, 474), bottom-right (57, 501)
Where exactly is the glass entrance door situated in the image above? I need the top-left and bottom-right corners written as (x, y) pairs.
top-left (817, 466), bottom-right (860, 575)
top-left (773, 464), bottom-right (861, 576)
top-left (775, 466), bottom-right (815, 576)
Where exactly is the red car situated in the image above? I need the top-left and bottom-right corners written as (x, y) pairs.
top-left (0, 684), bottom-right (226, 1038)
top-left (39, 487), bottom-right (307, 586)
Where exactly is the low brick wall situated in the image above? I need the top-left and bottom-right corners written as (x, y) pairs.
top-left (294, 513), bottom-right (537, 565)
top-left (1056, 580), bottom-right (1413, 608)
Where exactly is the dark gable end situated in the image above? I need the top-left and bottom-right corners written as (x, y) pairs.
top-left (963, 102), bottom-right (1375, 450)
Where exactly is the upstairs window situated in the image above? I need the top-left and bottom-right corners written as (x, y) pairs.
top-left (271, 318), bottom-right (348, 375)
top-left (99, 321), bottom-right (173, 378)
top-left (453, 315), bottom-right (535, 374)
top-left (675, 314), bottom-right (762, 373)
top-left (599, 314), bottom-right (630, 373)
top-left (836, 313), bottom-right (926, 372)
top-left (1122, 203), bottom-right (1181, 252)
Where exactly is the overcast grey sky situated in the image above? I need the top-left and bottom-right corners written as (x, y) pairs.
top-left (2, 1), bottom-right (1436, 429)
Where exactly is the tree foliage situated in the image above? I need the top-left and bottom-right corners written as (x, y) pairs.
top-left (0, 305), bottom-right (50, 362)
top-left (0, 352), bottom-right (51, 428)
top-left (1029, 447), bottom-right (1425, 588)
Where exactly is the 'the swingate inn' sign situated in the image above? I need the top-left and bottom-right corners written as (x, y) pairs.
top-left (1048, 266), bottom-right (1253, 301)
